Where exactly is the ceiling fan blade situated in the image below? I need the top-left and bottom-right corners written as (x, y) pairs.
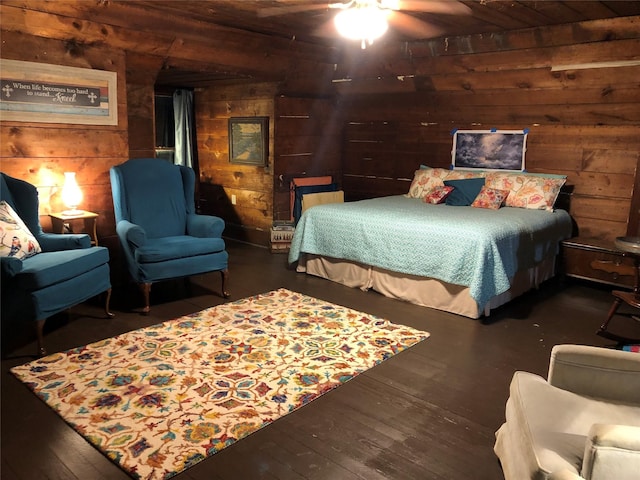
top-left (388, 11), bottom-right (445, 39)
top-left (390, 0), bottom-right (472, 15)
top-left (258, 3), bottom-right (331, 18)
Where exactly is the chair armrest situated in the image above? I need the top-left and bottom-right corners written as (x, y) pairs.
top-left (1, 256), bottom-right (23, 281)
top-left (116, 220), bottom-right (147, 249)
top-left (548, 344), bottom-right (640, 403)
top-left (187, 214), bottom-right (224, 238)
top-left (549, 469), bottom-right (585, 480)
top-left (38, 232), bottom-right (91, 251)
top-left (581, 424), bottom-right (640, 480)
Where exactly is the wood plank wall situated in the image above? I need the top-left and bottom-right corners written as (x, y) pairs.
top-left (333, 16), bottom-right (640, 242)
top-left (196, 87), bottom-right (344, 246)
top-left (2, 1), bottom-right (638, 256)
top-left (273, 96), bottom-right (344, 222)
top-left (0, 0), bottom-right (339, 250)
top-left (126, 52), bottom-right (162, 160)
top-left (0, 31), bottom-right (128, 245)
top-left (196, 83), bottom-right (278, 246)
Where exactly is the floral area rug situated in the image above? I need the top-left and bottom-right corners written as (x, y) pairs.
top-left (11, 288), bottom-right (430, 479)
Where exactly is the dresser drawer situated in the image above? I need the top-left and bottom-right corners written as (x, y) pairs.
top-left (562, 239), bottom-right (635, 288)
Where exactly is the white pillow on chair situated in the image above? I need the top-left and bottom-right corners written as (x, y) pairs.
top-left (0, 200), bottom-right (41, 259)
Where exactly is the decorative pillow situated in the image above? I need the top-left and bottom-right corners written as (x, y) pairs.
top-left (0, 200), bottom-right (41, 259)
top-left (485, 172), bottom-right (566, 211)
top-left (407, 168), bottom-right (449, 198)
top-left (408, 167), bottom-right (485, 198)
top-left (443, 177), bottom-right (486, 206)
top-left (444, 169), bottom-right (486, 181)
top-left (423, 186), bottom-right (454, 204)
top-left (471, 187), bottom-right (510, 209)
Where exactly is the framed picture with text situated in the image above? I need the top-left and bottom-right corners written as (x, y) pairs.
top-left (0, 59), bottom-right (118, 126)
top-left (229, 116), bottom-right (268, 166)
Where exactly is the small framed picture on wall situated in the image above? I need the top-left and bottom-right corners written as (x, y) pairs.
top-left (228, 116), bottom-right (268, 166)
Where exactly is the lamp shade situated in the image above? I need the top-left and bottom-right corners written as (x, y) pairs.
top-left (334, 6), bottom-right (389, 48)
top-left (61, 172), bottom-right (83, 215)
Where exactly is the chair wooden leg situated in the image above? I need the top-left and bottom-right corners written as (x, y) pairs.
top-left (104, 287), bottom-right (115, 318)
top-left (35, 319), bottom-right (46, 357)
top-left (139, 282), bottom-right (152, 315)
top-left (221, 269), bottom-right (230, 299)
top-left (599, 297), bottom-right (623, 335)
top-left (598, 295), bottom-right (640, 344)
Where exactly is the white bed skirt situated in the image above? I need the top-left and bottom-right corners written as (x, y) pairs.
top-left (296, 254), bottom-right (558, 318)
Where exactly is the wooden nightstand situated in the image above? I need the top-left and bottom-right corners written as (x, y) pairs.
top-left (49, 211), bottom-right (99, 246)
top-left (561, 237), bottom-right (635, 289)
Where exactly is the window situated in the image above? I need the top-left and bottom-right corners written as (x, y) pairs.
top-left (155, 94), bottom-right (175, 162)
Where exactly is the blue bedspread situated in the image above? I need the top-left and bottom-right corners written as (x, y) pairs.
top-left (288, 195), bottom-right (573, 309)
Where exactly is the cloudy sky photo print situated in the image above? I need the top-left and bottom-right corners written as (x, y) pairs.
top-left (454, 132), bottom-right (525, 170)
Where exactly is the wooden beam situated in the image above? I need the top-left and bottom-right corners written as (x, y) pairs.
top-left (551, 59), bottom-right (640, 71)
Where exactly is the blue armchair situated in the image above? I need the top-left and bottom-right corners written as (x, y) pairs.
top-left (109, 158), bottom-right (229, 314)
top-left (1, 173), bottom-right (113, 356)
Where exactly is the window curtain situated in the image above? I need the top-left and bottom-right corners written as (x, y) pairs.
top-left (173, 89), bottom-right (194, 167)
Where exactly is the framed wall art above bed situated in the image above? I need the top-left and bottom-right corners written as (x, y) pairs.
top-left (452, 129), bottom-right (527, 172)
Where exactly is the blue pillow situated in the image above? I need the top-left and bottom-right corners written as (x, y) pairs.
top-left (443, 177), bottom-right (486, 206)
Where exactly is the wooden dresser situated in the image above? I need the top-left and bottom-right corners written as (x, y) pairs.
top-left (562, 238), bottom-right (636, 288)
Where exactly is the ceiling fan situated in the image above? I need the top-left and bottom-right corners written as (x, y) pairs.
top-left (258, 0), bottom-right (473, 48)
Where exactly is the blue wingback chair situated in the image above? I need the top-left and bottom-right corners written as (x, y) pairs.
top-left (1, 173), bottom-right (113, 356)
top-left (109, 158), bottom-right (229, 314)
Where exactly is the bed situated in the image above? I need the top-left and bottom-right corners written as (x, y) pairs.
top-left (288, 178), bottom-right (573, 318)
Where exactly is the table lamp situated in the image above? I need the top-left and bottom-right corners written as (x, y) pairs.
top-left (61, 172), bottom-right (83, 216)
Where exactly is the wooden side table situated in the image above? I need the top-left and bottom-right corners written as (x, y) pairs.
top-left (49, 211), bottom-right (99, 246)
top-left (561, 237), bottom-right (635, 288)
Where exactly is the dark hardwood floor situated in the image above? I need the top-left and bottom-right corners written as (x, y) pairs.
top-left (1, 240), bottom-right (632, 480)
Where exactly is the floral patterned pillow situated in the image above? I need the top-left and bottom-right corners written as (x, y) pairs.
top-left (485, 172), bottom-right (566, 211)
top-left (423, 185), bottom-right (454, 204)
top-left (407, 167), bottom-right (486, 198)
top-left (445, 169), bottom-right (486, 181)
top-left (0, 200), bottom-right (42, 259)
top-left (406, 168), bottom-right (449, 198)
top-left (471, 187), bottom-right (510, 209)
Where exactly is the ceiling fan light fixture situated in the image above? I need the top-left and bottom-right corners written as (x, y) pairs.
top-left (334, 5), bottom-right (389, 49)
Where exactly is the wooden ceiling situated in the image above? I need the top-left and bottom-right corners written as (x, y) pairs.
top-left (115, 1), bottom-right (640, 87)
top-left (5, 1), bottom-right (639, 87)
top-left (92, 0), bottom-right (640, 87)
top-left (129, 0), bottom-right (640, 44)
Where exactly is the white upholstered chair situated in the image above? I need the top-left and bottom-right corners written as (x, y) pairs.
top-left (494, 344), bottom-right (640, 480)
